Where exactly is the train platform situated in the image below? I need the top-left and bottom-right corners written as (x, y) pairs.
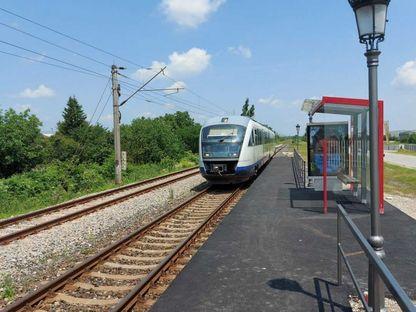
top-left (150, 154), bottom-right (416, 312)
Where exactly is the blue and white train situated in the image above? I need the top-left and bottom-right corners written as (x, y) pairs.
top-left (199, 116), bottom-right (277, 184)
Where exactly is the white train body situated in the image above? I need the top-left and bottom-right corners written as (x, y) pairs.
top-left (199, 116), bottom-right (276, 184)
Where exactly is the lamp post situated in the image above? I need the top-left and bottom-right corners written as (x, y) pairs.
top-left (296, 124), bottom-right (300, 150)
top-left (348, 1), bottom-right (390, 311)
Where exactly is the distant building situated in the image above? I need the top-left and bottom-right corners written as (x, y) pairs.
top-left (390, 130), bottom-right (416, 139)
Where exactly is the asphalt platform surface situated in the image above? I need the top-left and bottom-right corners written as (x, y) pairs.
top-left (150, 154), bottom-right (416, 312)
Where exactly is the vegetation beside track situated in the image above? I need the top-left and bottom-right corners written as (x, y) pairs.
top-left (384, 163), bottom-right (416, 197)
top-left (0, 153), bottom-right (198, 220)
top-left (0, 97), bottom-right (203, 219)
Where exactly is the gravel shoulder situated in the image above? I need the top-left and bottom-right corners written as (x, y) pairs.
top-left (385, 193), bottom-right (416, 220)
top-left (349, 193), bottom-right (416, 311)
top-left (0, 175), bottom-right (205, 307)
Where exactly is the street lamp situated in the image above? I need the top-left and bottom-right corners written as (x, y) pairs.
top-left (296, 124), bottom-right (300, 150)
top-left (348, 0), bottom-right (390, 311)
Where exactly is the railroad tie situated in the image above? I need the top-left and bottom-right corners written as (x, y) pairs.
top-left (103, 261), bottom-right (156, 271)
top-left (88, 271), bottom-right (146, 280)
top-left (54, 293), bottom-right (119, 306)
top-left (72, 282), bottom-right (132, 292)
top-left (114, 254), bottom-right (165, 262)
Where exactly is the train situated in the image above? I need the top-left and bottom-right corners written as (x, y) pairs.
top-left (199, 116), bottom-right (277, 184)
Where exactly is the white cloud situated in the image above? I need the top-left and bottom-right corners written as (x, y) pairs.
top-left (15, 104), bottom-right (31, 112)
top-left (164, 103), bottom-right (176, 110)
top-left (132, 48), bottom-right (211, 81)
top-left (100, 114), bottom-right (113, 122)
top-left (166, 81), bottom-right (187, 94)
top-left (392, 60), bottom-right (416, 87)
top-left (258, 96), bottom-right (282, 108)
top-left (19, 84), bottom-right (55, 98)
top-left (142, 112), bottom-right (154, 118)
top-left (228, 45), bottom-right (252, 59)
top-left (161, 0), bottom-right (225, 28)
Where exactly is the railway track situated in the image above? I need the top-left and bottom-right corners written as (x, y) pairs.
top-left (0, 167), bottom-right (199, 245)
top-left (3, 186), bottom-right (244, 312)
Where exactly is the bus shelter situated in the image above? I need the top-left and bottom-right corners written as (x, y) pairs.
top-left (302, 96), bottom-right (384, 213)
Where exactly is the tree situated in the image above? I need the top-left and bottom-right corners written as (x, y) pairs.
top-left (121, 117), bottom-right (185, 164)
top-left (159, 112), bottom-right (201, 153)
top-left (47, 124), bottom-right (112, 164)
top-left (241, 98), bottom-right (250, 116)
top-left (57, 96), bottom-right (87, 138)
top-left (241, 98), bottom-right (255, 117)
top-left (248, 105), bottom-right (255, 117)
top-left (0, 109), bottom-right (45, 177)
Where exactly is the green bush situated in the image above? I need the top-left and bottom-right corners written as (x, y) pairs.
top-left (0, 109), bottom-right (45, 177)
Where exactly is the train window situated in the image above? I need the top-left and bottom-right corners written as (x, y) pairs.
top-left (249, 130), bottom-right (255, 146)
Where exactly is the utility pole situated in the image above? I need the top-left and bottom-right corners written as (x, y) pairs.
top-left (111, 65), bottom-right (122, 185)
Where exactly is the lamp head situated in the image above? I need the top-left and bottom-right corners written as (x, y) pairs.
top-left (348, 0), bottom-right (390, 50)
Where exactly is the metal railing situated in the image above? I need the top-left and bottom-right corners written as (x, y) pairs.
top-left (337, 203), bottom-right (416, 312)
top-left (293, 149), bottom-right (306, 188)
top-left (384, 144), bottom-right (416, 151)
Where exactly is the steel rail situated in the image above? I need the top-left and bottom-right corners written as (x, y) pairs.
top-left (0, 166), bottom-right (198, 228)
top-left (2, 188), bottom-right (211, 312)
top-left (111, 188), bottom-right (241, 311)
top-left (0, 169), bottom-right (199, 245)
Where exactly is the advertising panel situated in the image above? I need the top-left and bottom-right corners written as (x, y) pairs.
top-left (307, 122), bottom-right (349, 177)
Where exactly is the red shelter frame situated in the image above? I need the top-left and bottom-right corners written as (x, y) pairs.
top-left (307, 96), bottom-right (384, 213)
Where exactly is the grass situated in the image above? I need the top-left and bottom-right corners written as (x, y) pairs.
top-left (0, 275), bottom-right (15, 301)
top-left (0, 156), bottom-right (198, 220)
top-left (396, 149), bottom-right (416, 157)
top-left (384, 163), bottom-right (416, 197)
top-left (285, 139), bottom-right (307, 159)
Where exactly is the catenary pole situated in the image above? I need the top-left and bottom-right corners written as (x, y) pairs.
top-left (111, 65), bottom-right (122, 184)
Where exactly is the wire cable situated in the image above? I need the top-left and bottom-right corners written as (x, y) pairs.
top-left (0, 39), bottom-right (108, 78)
top-left (0, 49), bottom-right (105, 78)
top-left (121, 83), bottom-right (216, 117)
top-left (0, 21), bottom-right (111, 68)
top-left (0, 7), bottom-right (146, 69)
top-left (120, 81), bottom-right (218, 116)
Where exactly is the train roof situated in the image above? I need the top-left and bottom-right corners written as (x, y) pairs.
top-left (203, 116), bottom-right (251, 127)
top-left (203, 116), bottom-right (274, 133)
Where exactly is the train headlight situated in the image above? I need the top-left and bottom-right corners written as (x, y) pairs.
top-left (204, 153), bottom-right (210, 157)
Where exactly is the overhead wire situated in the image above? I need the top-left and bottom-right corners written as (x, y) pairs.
top-left (0, 49), bottom-right (106, 78)
top-left (163, 72), bottom-right (231, 115)
top-left (0, 7), bottom-right (222, 119)
top-left (119, 80), bottom-right (215, 115)
top-left (0, 21), bottom-right (111, 68)
top-left (0, 39), bottom-right (108, 78)
top-left (0, 7), bottom-right (147, 69)
top-left (120, 83), bottom-right (216, 117)
top-left (118, 74), bottom-right (225, 115)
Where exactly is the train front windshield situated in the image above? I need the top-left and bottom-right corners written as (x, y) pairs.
top-left (201, 125), bottom-right (246, 158)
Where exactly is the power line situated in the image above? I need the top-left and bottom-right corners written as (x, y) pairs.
top-left (0, 7), bottom-right (146, 69)
top-left (0, 49), bottom-right (104, 78)
top-left (136, 93), bottom-right (211, 118)
top-left (120, 67), bottom-right (166, 107)
top-left (163, 72), bottom-right (231, 115)
top-left (0, 21), bottom-right (110, 68)
top-left (0, 39), bottom-right (108, 78)
top-left (119, 75), bottom-right (224, 115)
top-left (89, 77), bottom-right (111, 124)
top-left (121, 83), bottom-right (216, 117)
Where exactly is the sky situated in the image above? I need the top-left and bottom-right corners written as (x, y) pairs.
top-left (0, 0), bottom-right (415, 135)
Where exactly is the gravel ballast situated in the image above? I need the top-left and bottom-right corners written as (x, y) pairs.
top-left (0, 174), bottom-right (205, 306)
